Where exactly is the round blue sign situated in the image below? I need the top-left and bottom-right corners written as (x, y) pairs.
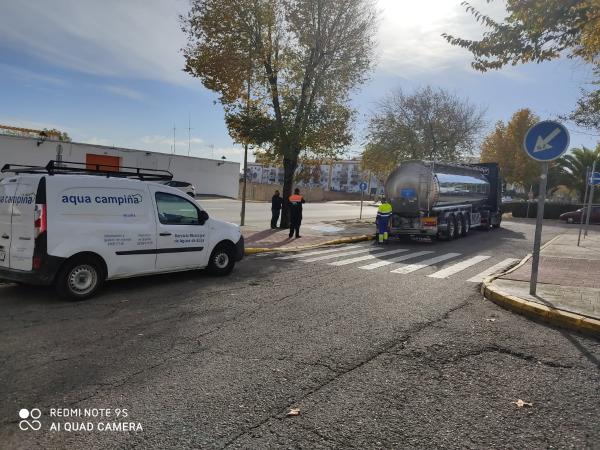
top-left (523, 121), bottom-right (570, 162)
top-left (359, 182), bottom-right (368, 191)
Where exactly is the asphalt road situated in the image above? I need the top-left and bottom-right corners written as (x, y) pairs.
top-left (1, 219), bottom-right (599, 449)
top-left (198, 199), bottom-right (378, 227)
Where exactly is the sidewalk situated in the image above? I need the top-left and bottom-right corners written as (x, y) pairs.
top-left (483, 231), bottom-right (600, 336)
top-left (243, 219), bottom-right (375, 252)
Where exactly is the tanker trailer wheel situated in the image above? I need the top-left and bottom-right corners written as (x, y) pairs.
top-left (461, 214), bottom-right (470, 237)
top-left (442, 214), bottom-right (456, 241)
top-left (454, 214), bottom-right (463, 238)
top-left (492, 214), bottom-right (502, 229)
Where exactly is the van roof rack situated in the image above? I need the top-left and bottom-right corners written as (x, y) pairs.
top-left (1, 160), bottom-right (173, 181)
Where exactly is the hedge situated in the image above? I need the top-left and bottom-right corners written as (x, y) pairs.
top-left (507, 202), bottom-right (583, 219)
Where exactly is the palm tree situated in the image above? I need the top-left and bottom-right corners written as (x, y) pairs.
top-left (552, 146), bottom-right (600, 202)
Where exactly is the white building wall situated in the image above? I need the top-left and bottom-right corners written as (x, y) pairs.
top-left (0, 135), bottom-right (240, 198)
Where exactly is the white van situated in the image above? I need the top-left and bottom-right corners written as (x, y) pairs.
top-left (0, 161), bottom-right (244, 300)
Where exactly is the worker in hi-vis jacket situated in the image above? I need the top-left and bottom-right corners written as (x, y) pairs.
top-left (376, 199), bottom-right (392, 244)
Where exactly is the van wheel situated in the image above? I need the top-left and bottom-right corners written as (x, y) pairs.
top-left (56, 256), bottom-right (105, 301)
top-left (208, 243), bottom-right (235, 276)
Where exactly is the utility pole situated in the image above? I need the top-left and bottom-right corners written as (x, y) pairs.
top-left (240, 55), bottom-right (252, 227)
top-left (173, 125), bottom-right (176, 154)
top-left (188, 113), bottom-right (193, 156)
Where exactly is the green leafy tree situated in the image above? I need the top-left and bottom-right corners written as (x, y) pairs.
top-left (443, 0), bottom-right (600, 130)
top-left (43, 128), bottom-right (71, 142)
top-left (553, 146), bottom-right (600, 202)
top-left (361, 86), bottom-right (485, 178)
top-left (480, 109), bottom-right (540, 190)
top-left (182, 0), bottom-right (377, 226)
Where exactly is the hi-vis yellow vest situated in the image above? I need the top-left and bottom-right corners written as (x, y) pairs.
top-left (377, 202), bottom-right (392, 217)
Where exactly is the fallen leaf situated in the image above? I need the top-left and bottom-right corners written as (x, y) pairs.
top-left (486, 318), bottom-right (496, 322)
top-left (513, 399), bottom-right (533, 408)
top-left (286, 408), bottom-right (300, 417)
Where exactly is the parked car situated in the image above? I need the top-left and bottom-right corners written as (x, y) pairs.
top-left (0, 161), bottom-right (243, 300)
top-left (559, 206), bottom-right (600, 224)
top-left (160, 180), bottom-right (196, 197)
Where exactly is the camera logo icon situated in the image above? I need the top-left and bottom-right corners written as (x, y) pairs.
top-left (18, 408), bottom-right (42, 431)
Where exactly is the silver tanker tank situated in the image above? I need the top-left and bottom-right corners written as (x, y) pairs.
top-left (385, 160), bottom-right (490, 215)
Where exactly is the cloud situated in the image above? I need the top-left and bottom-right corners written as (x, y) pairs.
top-left (101, 85), bottom-right (145, 101)
top-left (376, 0), bottom-right (508, 75)
top-left (0, 0), bottom-right (512, 88)
top-left (0, 0), bottom-right (193, 86)
top-left (0, 63), bottom-right (66, 86)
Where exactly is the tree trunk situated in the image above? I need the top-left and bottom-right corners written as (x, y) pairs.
top-left (280, 156), bottom-right (298, 228)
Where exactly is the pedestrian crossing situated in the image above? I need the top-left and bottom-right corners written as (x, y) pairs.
top-left (427, 255), bottom-right (491, 279)
top-left (465, 258), bottom-right (519, 282)
top-left (390, 252), bottom-right (461, 274)
top-left (273, 244), bottom-right (519, 283)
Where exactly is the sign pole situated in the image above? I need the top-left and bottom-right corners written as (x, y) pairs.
top-left (530, 162), bottom-right (548, 295)
top-left (577, 166), bottom-right (590, 246)
top-left (359, 181), bottom-right (367, 219)
top-left (360, 189), bottom-right (364, 220)
top-left (526, 185), bottom-right (533, 218)
top-left (522, 120), bottom-right (570, 296)
top-left (584, 159), bottom-right (597, 238)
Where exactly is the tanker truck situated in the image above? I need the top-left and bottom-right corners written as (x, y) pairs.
top-left (383, 160), bottom-right (502, 240)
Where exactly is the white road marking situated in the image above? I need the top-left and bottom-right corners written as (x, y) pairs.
top-left (428, 255), bottom-right (491, 279)
top-left (275, 245), bottom-right (361, 260)
top-left (328, 249), bottom-right (409, 266)
top-left (358, 250), bottom-right (434, 270)
top-left (466, 258), bottom-right (519, 283)
top-left (301, 247), bottom-right (386, 262)
top-left (390, 253), bottom-right (461, 274)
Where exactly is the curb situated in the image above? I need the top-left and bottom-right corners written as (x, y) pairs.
top-left (482, 282), bottom-right (600, 337)
top-left (481, 234), bottom-right (600, 337)
top-left (245, 234), bottom-right (375, 255)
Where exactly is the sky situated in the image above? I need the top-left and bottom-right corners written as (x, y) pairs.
top-left (1, 0), bottom-right (598, 164)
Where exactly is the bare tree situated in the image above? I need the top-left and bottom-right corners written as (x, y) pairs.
top-left (362, 86), bottom-right (486, 175)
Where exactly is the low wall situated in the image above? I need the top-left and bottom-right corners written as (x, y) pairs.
top-left (238, 182), bottom-right (368, 202)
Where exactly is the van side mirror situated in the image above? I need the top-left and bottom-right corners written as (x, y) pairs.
top-left (198, 210), bottom-right (209, 225)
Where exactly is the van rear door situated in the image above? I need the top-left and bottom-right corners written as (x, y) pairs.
top-left (0, 177), bottom-right (19, 268)
top-left (7, 177), bottom-right (37, 271)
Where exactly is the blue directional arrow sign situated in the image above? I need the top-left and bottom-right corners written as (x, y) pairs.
top-left (523, 121), bottom-right (570, 162)
top-left (359, 181), bottom-right (368, 191)
top-left (590, 172), bottom-right (600, 185)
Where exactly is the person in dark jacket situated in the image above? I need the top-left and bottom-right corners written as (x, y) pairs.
top-left (288, 188), bottom-right (305, 238)
top-left (271, 190), bottom-right (283, 229)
